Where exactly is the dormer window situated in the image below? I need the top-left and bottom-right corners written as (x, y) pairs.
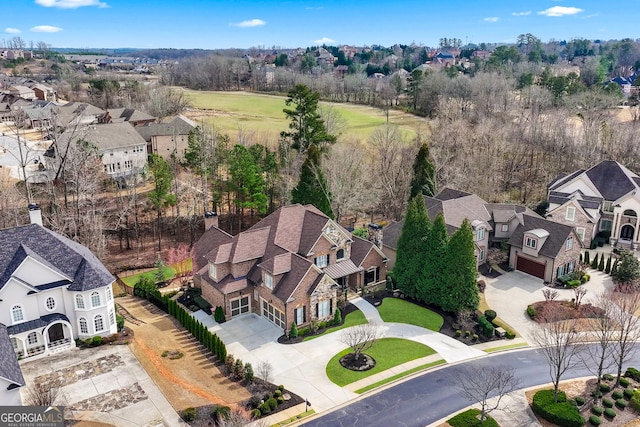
top-left (476, 228), bottom-right (485, 241)
top-left (209, 264), bottom-right (217, 280)
top-left (315, 254), bottom-right (329, 268)
top-left (603, 201), bottom-right (614, 212)
top-left (501, 224), bottom-right (509, 232)
top-left (525, 237), bottom-right (537, 249)
top-left (336, 249), bottom-right (345, 260)
top-left (566, 207), bottom-right (576, 221)
top-left (264, 273), bottom-right (274, 289)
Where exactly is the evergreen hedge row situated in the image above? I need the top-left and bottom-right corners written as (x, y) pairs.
top-left (531, 390), bottom-right (585, 427)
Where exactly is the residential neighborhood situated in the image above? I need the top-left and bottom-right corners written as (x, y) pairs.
top-left (3, 15), bottom-right (640, 427)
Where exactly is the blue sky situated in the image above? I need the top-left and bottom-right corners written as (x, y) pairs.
top-left (2, 1), bottom-right (636, 49)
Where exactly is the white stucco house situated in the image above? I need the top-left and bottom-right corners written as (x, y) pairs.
top-left (0, 205), bottom-right (117, 404)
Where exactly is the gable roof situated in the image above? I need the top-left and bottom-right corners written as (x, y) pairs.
top-left (508, 214), bottom-right (578, 258)
top-left (106, 108), bottom-right (155, 124)
top-left (0, 324), bottom-right (24, 387)
top-left (57, 122), bottom-right (148, 151)
top-left (192, 226), bottom-right (233, 272)
top-left (0, 224), bottom-right (114, 292)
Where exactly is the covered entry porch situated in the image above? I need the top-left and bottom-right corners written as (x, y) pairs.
top-left (8, 313), bottom-right (75, 360)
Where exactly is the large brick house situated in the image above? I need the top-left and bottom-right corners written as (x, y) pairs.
top-left (192, 204), bottom-right (387, 330)
top-left (383, 188), bottom-right (582, 282)
top-left (547, 160), bottom-right (640, 250)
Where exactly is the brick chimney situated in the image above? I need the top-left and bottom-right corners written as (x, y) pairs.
top-left (28, 203), bottom-right (43, 226)
top-left (368, 223), bottom-right (383, 248)
top-left (204, 211), bottom-right (218, 231)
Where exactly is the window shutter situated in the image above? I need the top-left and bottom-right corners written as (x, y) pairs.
top-left (303, 306), bottom-right (306, 323)
top-left (329, 298), bottom-right (333, 315)
top-left (315, 303), bottom-right (319, 318)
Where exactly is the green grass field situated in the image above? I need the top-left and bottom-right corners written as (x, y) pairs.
top-left (377, 298), bottom-right (444, 331)
top-left (325, 338), bottom-right (436, 386)
top-left (182, 89), bottom-right (429, 143)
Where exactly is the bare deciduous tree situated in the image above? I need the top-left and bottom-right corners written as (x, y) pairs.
top-left (607, 290), bottom-right (640, 383)
top-left (454, 365), bottom-right (522, 423)
top-left (340, 323), bottom-right (382, 361)
top-left (217, 408), bottom-right (267, 427)
top-left (256, 360), bottom-right (273, 383)
top-left (24, 380), bottom-right (60, 406)
top-left (573, 287), bottom-right (587, 307)
top-left (531, 306), bottom-right (582, 402)
top-left (542, 288), bottom-right (559, 302)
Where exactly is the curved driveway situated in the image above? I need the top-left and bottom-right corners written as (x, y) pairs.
top-left (302, 345), bottom-right (640, 427)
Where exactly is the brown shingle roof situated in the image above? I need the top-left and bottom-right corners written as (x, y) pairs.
top-left (192, 227), bottom-right (233, 272)
top-left (231, 226), bottom-right (270, 263)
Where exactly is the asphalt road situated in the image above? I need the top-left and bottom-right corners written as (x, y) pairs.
top-left (302, 346), bottom-right (640, 427)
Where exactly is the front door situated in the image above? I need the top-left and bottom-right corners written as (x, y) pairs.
top-left (621, 224), bottom-right (634, 240)
top-left (48, 323), bottom-right (64, 343)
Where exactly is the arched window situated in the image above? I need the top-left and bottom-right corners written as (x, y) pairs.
top-left (75, 294), bottom-right (85, 309)
top-left (45, 297), bottom-right (56, 311)
top-left (91, 292), bottom-right (101, 308)
top-left (11, 305), bottom-right (24, 323)
top-left (624, 209), bottom-right (637, 217)
top-left (27, 332), bottom-right (38, 345)
top-left (79, 317), bottom-right (88, 334)
top-left (337, 248), bottom-right (345, 260)
top-left (94, 315), bottom-right (104, 333)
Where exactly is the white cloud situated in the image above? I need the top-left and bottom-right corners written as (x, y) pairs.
top-left (484, 17), bottom-right (499, 23)
top-left (229, 19), bottom-right (266, 28)
top-left (30, 25), bottom-right (63, 33)
top-left (313, 37), bottom-right (335, 44)
top-left (512, 11), bottom-right (531, 16)
top-left (538, 6), bottom-right (583, 17)
top-left (36, 0), bottom-right (108, 8)
top-left (5, 28), bottom-right (21, 34)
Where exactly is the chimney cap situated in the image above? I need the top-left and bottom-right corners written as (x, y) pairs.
top-left (28, 203), bottom-right (40, 211)
top-left (204, 211), bottom-right (217, 218)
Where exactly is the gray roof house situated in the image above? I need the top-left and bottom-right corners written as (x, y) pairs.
top-left (0, 206), bottom-right (117, 404)
top-left (136, 115), bottom-right (197, 159)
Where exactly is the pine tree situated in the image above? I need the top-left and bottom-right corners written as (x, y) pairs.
top-left (393, 195), bottom-right (430, 299)
top-left (605, 256), bottom-right (612, 274)
top-left (584, 251), bottom-right (590, 265)
top-left (418, 213), bottom-right (448, 306)
top-left (441, 219), bottom-right (479, 313)
top-left (291, 145), bottom-right (333, 218)
top-left (598, 255), bottom-right (605, 271)
top-left (409, 142), bottom-right (436, 199)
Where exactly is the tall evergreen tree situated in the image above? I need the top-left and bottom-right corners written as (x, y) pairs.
top-left (291, 145), bottom-right (333, 217)
top-left (394, 195), bottom-right (430, 299)
top-left (228, 144), bottom-right (268, 230)
top-left (280, 84), bottom-right (336, 153)
top-left (441, 219), bottom-right (479, 313)
top-left (147, 154), bottom-right (177, 250)
top-left (418, 213), bottom-right (448, 306)
top-left (410, 142), bottom-right (436, 199)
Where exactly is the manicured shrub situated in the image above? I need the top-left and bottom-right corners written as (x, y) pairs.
top-left (277, 396), bottom-right (284, 404)
top-left (602, 398), bottom-right (613, 408)
top-left (615, 399), bottom-right (627, 409)
top-left (582, 274), bottom-right (590, 283)
top-left (505, 330), bottom-right (516, 339)
top-left (478, 315), bottom-right (494, 338)
top-left (531, 390), bottom-right (585, 427)
top-left (116, 314), bottom-right (125, 331)
top-left (603, 408), bottom-right (616, 419)
top-left (567, 280), bottom-right (581, 288)
top-left (591, 406), bottom-right (603, 416)
top-left (455, 330), bottom-right (462, 337)
top-left (250, 408), bottom-right (261, 418)
top-left (289, 322), bottom-right (298, 339)
top-left (599, 383), bottom-right (611, 393)
top-left (447, 409), bottom-right (499, 427)
top-left (605, 256), bottom-right (612, 274)
top-left (211, 405), bottom-right (230, 423)
top-left (527, 305), bottom-right (536, 319)
top-left (244, 362), bottom-right (254, 383)
top-left (612, 390), bottom-right (623, 400)
top-left (233, 359), bottom-right (244, 379)
top-left (623, 388), bottom-right (634, 399)
top-left (484, 310), bottom-right (497, 323)
top-left (603, 373), bottom-right (614, 381)
top-left (477, 280), bottom-right (487, 293)
top-left (274, 389), bottom-right (282, 397)
top-left (259, 402), bottom-right (271, 414)
top-left (591, 253), bottom-right (599, 269)
top-left (91, 336), bottom-right (103, 346)
top-left (464, 330), bottom-right (471, 338)
top-left (619, 377), bottom-right (630, 387)
top-left (597, 256), bottom-right (605, 271)
top-left (624, 367), bottom-right (640, 381)
top-left (181, 407), bottom-right (196, 422)
top-left (266, 397), bottom-right (278, 411)
top-left (575, 396), bottom-right (585, 406)
top-left (472, 334), bottom-right (478, 342)
top-left (333, 307), bottom-right (342, 325)
top-left (584, 251), bottom-right (591, 265)
top-left (588, 415), bottom-right (601, 426)
top-left (214, 306), bottom-right (224, 323)
top-left (631, 390), bottom-right (640, 411)
top-left (278, 384), bottom-right (285, 391)
top-left (225, 354), bottom-right (235, 372)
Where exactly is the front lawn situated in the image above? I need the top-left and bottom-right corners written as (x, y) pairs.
top-left (303, 309), bottom-right (367, 341)
top-left (326, 338), bottom-right (436, 386)
top-left (120, 258), bottom-right (192, 287)
top-left (377, 298), bottom-right (444, 331)
top-left (448, 409), bottom-right (499, 427)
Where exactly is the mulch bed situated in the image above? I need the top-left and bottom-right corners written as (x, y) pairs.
top-left (277, 302), bottom-right (359, 344)
top-left (478, 263), bottom-right (502, 279)
top-left (530, 300), bottom-right (605, 323)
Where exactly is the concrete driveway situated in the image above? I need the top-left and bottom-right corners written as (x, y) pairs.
top-left (484, 269), bottom-right (614, 343)
top-left (195, 297), bottom-right (485, 413)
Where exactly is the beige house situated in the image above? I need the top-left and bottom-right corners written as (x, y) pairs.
top-left (192, 204), bottom-right (387, 329)
top-left (136, 115), bottom-right (196, 159)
